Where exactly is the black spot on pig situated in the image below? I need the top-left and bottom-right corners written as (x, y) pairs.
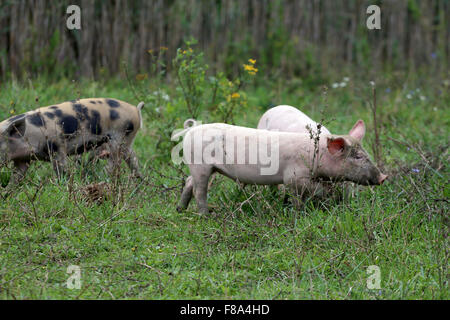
top-left (88, 110), bottom-right (102, 135)
top-left (106, 99), bottom-right (120, 108)
top-left (75, 143), bottom-right (91, 155)
top-left (72, 103), bottom-right (84, 114)
top-left (90, 101), bottom-right (96, 104)
top-left (72, 103), bottom-right (89, 121)
top-left (36, 140), bottom-right (59, 160)
top-left (27, 113), bottom-right (46, 127)
top-left (49, 106), bottom-right (58, 110)
top-left (60, 115), bottom-right (79, 135)
top-left (53, 109), bottom-right (63, 118)
top-left (40, 140), bottom-right (59, 159)
top-left (109, 110), bottom-right (120, 120)
top-left (125, 121), bottom-right (134, 136)
top-left (44, 112), bottom-right (55, 119)
top-left (47, 141), bottom-right (59, 153)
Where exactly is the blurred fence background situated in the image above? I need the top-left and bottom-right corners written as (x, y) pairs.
top-left (0, 0), bottom-right (448, 79)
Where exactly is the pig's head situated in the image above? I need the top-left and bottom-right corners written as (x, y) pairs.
top-left (0, 115), bottom-right (27, 164)
top-left (322, 120), bottom-right (387, 185)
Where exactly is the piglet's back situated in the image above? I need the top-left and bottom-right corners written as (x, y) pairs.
top-left (34, 98), bottom-right (141, 137)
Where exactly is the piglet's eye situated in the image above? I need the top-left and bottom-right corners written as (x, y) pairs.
top-left (354, 154), bottom-right (364, 160)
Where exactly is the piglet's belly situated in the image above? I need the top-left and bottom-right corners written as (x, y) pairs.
top-left (214, 164), bottom-right (284, 185)
top-left (67, 135), bottom-right (110, 155)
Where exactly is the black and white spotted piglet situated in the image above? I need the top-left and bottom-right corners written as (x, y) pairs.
top-left (0, 98), bottom-right (144, 185)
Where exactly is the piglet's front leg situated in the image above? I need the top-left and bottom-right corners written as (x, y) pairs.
top-left (284, 177), bottom-right (313, 210)
top-left (11, 160), bottom-right (30, 185)
top-left (1, 161), bottom-right (30, 197)
top-left (51, 152), bottom-right (68, 180)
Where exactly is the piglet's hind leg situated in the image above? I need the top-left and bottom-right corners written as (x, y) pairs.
top-left (190, 165), bottom-right (213, 215)
top-left (177, 175), bottom-right (193, 212)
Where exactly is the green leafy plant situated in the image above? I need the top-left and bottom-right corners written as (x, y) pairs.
top-left (128, 40), bottom-right (258, 161)
top-left (173, 39), bottom-right (208, 119)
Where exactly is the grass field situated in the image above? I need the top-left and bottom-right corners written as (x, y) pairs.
top-left (0, 73), bottom-right (448, 299)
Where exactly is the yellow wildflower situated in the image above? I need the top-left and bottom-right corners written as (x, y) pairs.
top-left (147, 49), bottom-right (153, 54)
top-left (135, 73), bottom-right (148, 81)
top-left (243, 64), bottom-right (258, 75)
top-left (248, 59), bottom-right (256, 65)
top-left (231, 92), bottom-right (240, 99)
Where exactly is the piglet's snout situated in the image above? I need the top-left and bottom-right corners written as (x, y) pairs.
top-left (378, 173), bottom-right (388, 185)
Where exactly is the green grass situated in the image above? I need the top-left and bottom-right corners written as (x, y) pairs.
top-left (0, 74), bottom-right (448, 299)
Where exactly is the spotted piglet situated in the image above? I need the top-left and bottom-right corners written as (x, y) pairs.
top-left (0, 98), bottom-right (144, 186)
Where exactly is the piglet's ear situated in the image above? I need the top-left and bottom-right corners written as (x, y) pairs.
top-left (349, 119), bottom-right (365, 141)
top-left (327, 137), bottom-right (346, 155)
top-left (3, 117), bottom-right (27, 138)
